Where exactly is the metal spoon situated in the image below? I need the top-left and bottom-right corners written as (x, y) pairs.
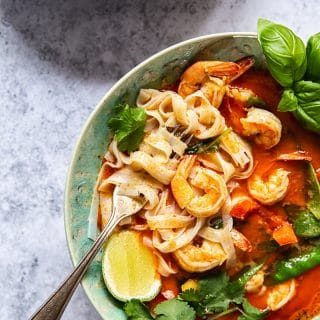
top-left (30, 185), bottom-right (146, 320)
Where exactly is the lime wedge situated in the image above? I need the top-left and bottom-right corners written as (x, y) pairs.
top-left (102, 230), bottom-right (161, 302)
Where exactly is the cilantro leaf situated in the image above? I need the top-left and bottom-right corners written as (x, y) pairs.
top-left (199, 272), bottom-right (230, 298)
top-left (178, 289), bottom-right (205, 316)
top-left (124, 299), bottom-right (154, 320)
top-left (179, 289), bottom-right (200, 303)
top-left (154, 299), bottom-right (196, 320)
top-left (204, 294), bottom-right (231, 314)
top-left (238, 299), bottom-right (269, 320)
top-left (107, 104), bottom-right (146, 152)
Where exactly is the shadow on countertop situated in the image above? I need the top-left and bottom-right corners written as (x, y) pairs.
top-left (1, 0), bottom-right (219, 82)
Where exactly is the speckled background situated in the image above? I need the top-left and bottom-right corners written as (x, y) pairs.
top-left (1, 0), bottom-right (319, 319)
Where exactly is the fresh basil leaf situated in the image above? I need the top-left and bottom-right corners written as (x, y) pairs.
top-left (124, 299), bottom-right (154, 320)
top-left (278, 89), bottom-right (298, 112)
top-left (307, 163), bottom-right (320, 219)
top-left (294, 80), bottom-right (320, 102)
top-left (306, 32), bottom-right (320, 82)
top-left (257, 18), bottom-right (307, 88)
top-left (294, 102), bottom-right (320, 134)
top-left (293, 209), bottom-right (320, 238)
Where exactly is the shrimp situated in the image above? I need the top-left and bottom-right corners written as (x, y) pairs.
top-left (173, 238), bottom-right (227, 272)
top-left (171, 155), bottom-right (228, 217)
top-left (244, 270), bottom-right (296, 310)
top-left (230, 229), bottom-right (252, 252)
top-left (230, 189), bottom-right (260, 220)
top-left (267, 279), bottom-right (296, 311)
top-left (248, 168), bottom-right (290, 205)
top-left (245, 270), bottom-right (265, 293)
top-left (240, 107), bottom-right (282, 149)
top-left (178, 57), bottom-right (255, 107)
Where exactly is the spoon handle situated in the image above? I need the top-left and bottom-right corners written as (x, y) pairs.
top-left (30, 216), bottom-right (119, 320)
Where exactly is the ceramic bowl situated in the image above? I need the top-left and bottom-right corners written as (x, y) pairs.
top-left (64, 32), bottom-right (266, 319)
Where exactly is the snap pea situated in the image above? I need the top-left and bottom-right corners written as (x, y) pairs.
top-left (306, 162), bottom-right (320, 219)
top-left (293, 209), bottom-right (320, 238)
top-left (272, 246), bottom-right (320, 283)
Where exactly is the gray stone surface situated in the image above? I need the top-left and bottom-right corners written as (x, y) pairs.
top-left (0, 0), bottom-right (318, 319)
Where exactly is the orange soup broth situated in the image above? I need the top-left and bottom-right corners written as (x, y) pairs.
top-left (225, 70), bottom-right (320, 318)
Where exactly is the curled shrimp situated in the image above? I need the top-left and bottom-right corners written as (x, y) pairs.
top-left (178, 57), bottom-right (255, 107)
top-left (248, 168), bottom-right (290, 205)
top-left (267, 279), bottom-right (296, 311)
top-left (245, 270), bottom-right (265, 293)
top-left (230, 229), bottom-right (252, 252)
top-left (240, 107), bottom-right (282, 149)
top-left (173, 238), bottom-right (227, 273)
top-left (230, 189), bottom-right (260, 220)
top-left (171, 155), bottom-right (228, 217)
top-left (244, 271), bottom-right (296, 310)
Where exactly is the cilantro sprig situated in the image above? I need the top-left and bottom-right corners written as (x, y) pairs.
top-left (107, 104), bottom-right (147, 152)
top-left (124, 299), bottom-right (195, 320)
top-left (124, 265), bottom-right (268, 320)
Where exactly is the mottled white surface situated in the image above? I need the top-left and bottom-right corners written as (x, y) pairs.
top-left (0, 0), bottom-right (318, 319)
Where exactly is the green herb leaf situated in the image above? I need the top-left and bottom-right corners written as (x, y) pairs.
top-left (307, 163), bottom-right (320, 219)
top-left (179, 289), bottom-right (200, 303)
top-left (278, 89), bottom-right (298, 112)
top-left (178, 289), bottom-right (205, 316)
top-left (185, 267), bottom-right (263, 316)
top-left (257, 18), bottom-right (307, 88)
top-left (199, 272), bottom-right (230, 298)
top-left (107, 104), bottom-right (147, 152)
top-left (294, 80), bottom-right (320, 102)
top-left (293, 103), bottom-right (320, 134)
top-left (238, 299), bottom-right (269, 320)
top-left (185, 128), bottom-right (232, 154)
top-left (291, 81), bottom-right (320, 133)
top-left (154, 299), bottom-right (196, 320)
top-left (124, 299), bottom-right (154, 320)
top-left (306, 32), bottom-right (320, 82)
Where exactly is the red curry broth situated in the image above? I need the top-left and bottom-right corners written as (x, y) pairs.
top-left (228, 70), bottom-right (320, 318)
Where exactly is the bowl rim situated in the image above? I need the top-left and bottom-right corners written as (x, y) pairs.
top-left (64, 31), bottom-right (257, 318)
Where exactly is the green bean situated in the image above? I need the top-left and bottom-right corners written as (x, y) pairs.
top-left (293, 209), bottom-right (320, 238)
top-left (272, 246), bottom-right (320, 283)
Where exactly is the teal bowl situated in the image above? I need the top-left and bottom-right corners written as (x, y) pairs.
top-left (64, 32), bottom-right (265, 319)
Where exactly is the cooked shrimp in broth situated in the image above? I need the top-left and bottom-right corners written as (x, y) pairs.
top-left (95, 55), bottom-right (320, 319)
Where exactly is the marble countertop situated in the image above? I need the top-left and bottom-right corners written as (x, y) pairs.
top-left (1, 0), bottom-right (319, 319)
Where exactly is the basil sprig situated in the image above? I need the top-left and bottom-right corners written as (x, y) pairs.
top-left (306, 32), bottom-right (320, 82)
top-left (257, 18), bottom-right (320, 134)
top-left (257, 18), bottom-right (307, 88)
